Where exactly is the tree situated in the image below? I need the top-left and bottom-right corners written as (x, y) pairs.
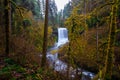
top-left (48, 0), bottom-right (57, 27)
top-left (15, 0), bottom-right (42, 18)
top-left (4, 0), bottom-right (11, 56)
top-left (37, 0), bottom-right (43, 19)
top-left (63, 1), bottom-right (72, 19)
top-left (104, 0), bottom-right (118, 79)
top-left (57, 10), bottom-right (64, 27)
top-left (41, 0), bottom-right (49, 68)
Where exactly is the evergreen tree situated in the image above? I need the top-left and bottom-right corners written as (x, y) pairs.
top-left (4, 0), bottom-right (11, 56)
top-left (41, 0), bottom-right (49, 68)
top-left (49, 0), bottom-right (58, 27)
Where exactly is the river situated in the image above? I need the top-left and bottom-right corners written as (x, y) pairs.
top-left (46, 28), bottom-right (95, 80)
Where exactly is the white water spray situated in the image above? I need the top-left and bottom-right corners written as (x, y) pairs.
top-left (46, 28), bottom-right (95, 79)
top-left (57, 28), bottom-right (69, 47)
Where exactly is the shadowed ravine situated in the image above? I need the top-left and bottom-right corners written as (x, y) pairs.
top-left (47, 28), bottom-right (95, 80)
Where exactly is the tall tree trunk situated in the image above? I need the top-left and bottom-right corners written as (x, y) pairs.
top-left (67, 43), bottom-right (70, 80)
top-left (4, 0), bottom-right (11, 56)
top-left (104, 0), bottom-right (118, 79)
top-left (41, 0), bottom-right (49, 68)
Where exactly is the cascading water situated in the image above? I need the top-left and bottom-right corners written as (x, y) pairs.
top-left (46, 28), bottom-right (95, 80)
top-left (57, 28), bottom-right (69, 47)
top-left (47, 28), bottom-right (68, 71)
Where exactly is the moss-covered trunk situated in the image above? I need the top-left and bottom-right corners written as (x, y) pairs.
top-left (41, 0), bottom-right (49, 68)
top-left (104, 0), bottom-right (118, 79)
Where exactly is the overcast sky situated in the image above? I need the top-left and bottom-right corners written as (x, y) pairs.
top-left (54, 0), bottom-right (70, 11)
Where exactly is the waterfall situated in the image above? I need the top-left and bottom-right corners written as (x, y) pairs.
top-left (46, 28), bottom-right (95, 79)
top-left (47, 28), bottom-right (68, 71)
top-left (57, 28), bottom-right (69, 47)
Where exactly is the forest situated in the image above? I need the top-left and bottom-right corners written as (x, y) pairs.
top-left (0, 0), bottom-right (120, 80)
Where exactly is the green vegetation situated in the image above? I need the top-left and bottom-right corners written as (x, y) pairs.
top-left (0, 0), bottom-right (120, 80)
top-left (0, 57), bottom-right (67, 80)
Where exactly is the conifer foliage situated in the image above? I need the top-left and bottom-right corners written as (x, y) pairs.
top-left (0, 0), bottom-right (120, 80)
